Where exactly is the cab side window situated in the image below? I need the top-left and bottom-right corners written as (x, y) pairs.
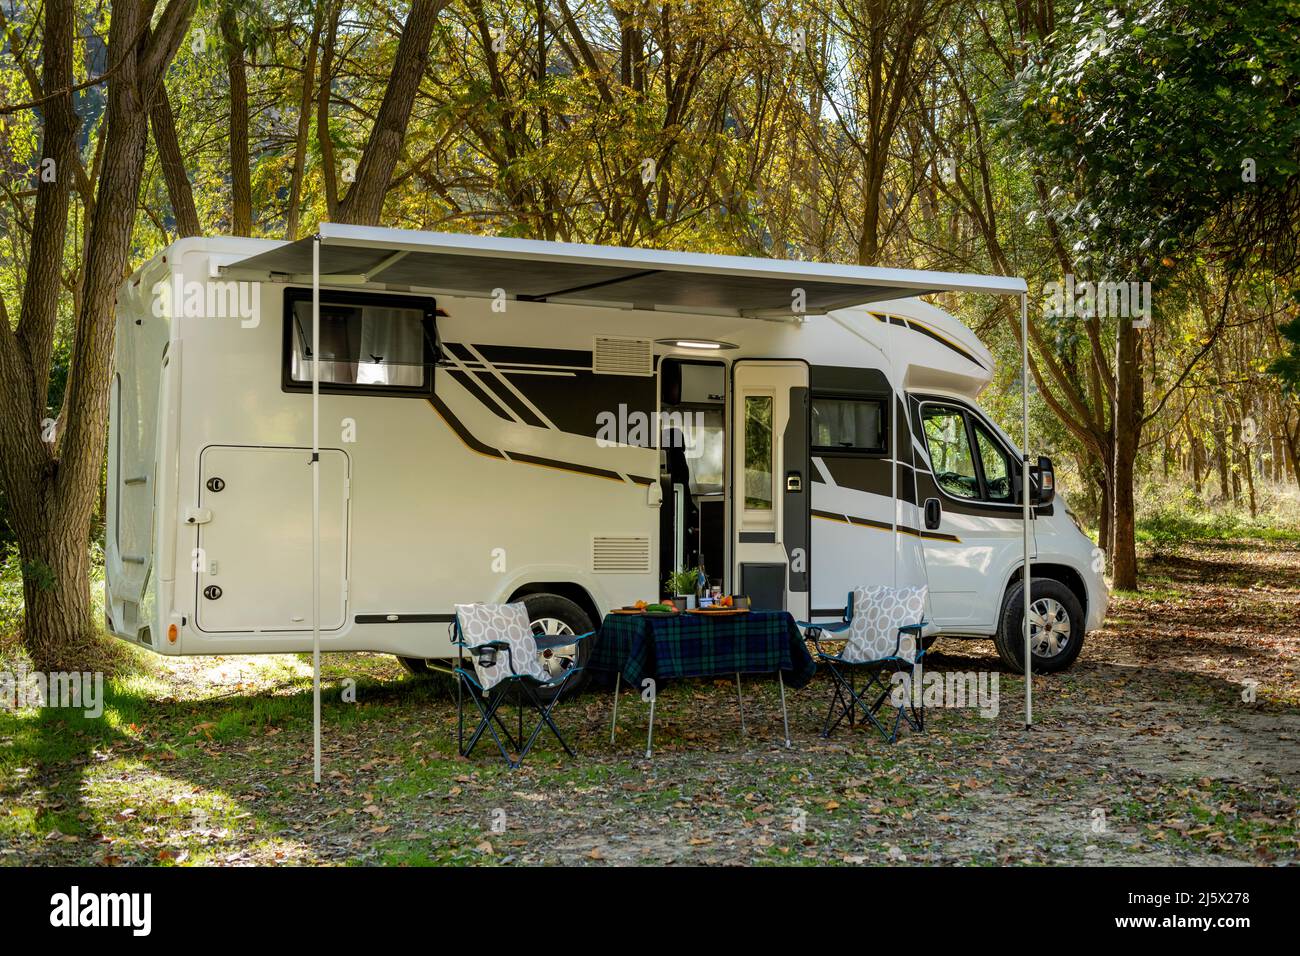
top-left (922, 403), bottom-right (1016, 504)
top-left (922, 406), bottom-right (980, 499)
top-left (974, 422), bottom-right (1013, 502)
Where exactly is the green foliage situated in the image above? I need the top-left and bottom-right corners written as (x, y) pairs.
top-left (665, 567), bottom-right (702, 597)
top-left (1136, 482), bottom-right (1300, 546)
top-left (20, 558), bottom-right (55, 593)
top-left (0, 546), bottom-right (23, 638)
top-left (1009, 0), bottom-right (1300, 273)
top-left (1266, 312), bottom-right (1300, 395)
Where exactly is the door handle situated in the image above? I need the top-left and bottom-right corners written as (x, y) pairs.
top-left (924, 497), bottom-right (942, 530)
top-left (785, 472), bottom-right (803, 493)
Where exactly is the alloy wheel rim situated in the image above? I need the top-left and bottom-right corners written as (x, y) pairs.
top-left (532, 617), bottom-right (578, 677)
top-left (1028, 597), bottom-right (1070, 658)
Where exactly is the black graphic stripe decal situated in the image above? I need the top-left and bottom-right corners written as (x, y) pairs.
top-left (506, 451), bottom-right (624, 483)
top-left (443, 344), bottom-right (550, 427)
top-left (428, 394), bottom-right (505, 458)
top-left (871, 313), bottom-right (985, 369)
top-left (446, 370), bottom-right (515, 423)
top-left (812, 508), bottom-right (960, 543)
top-left (426, 396), bottom-right (653, 485)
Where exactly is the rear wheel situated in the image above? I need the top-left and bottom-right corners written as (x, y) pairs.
top-left (398, 594), bottom-right (594, 696)
top-left (398, 656), bottom-right (430, 676)
top-left (994, 579), bottom-right (1084, 674)
top-left (518, 592), bottom-right (594, 700)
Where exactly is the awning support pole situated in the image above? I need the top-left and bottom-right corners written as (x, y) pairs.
top-left (889, 318), bottom-right (898, 588)
top-left (312, 234), bottom-right (322, 783)
top-left (1021, 291), bottom-right (1033, 729)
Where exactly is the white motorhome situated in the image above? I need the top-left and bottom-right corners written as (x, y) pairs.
top-left (105, 226), bottom-right (1107, 688)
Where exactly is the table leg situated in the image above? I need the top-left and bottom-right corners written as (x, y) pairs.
top-left (645, 690), bottom-right (656, 760)
top-left (736, 672), bottom-right (747, 735)
top-left (778, 670), bottom-right (791, 748)
top-left (610, 671), bottom-right (620, 743)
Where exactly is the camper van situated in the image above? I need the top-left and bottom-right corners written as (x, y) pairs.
top-left (105, 226), bottom-right (1107, 689)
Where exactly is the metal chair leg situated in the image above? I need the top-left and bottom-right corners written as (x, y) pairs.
top-left (736, 672), bottom-right (747, 735)
top-left (645, 689), bottom-right (656, 759)
top-left (778, 670), bottom-right (791, 748)
top-left (610, 671), bottom-right (621, 743)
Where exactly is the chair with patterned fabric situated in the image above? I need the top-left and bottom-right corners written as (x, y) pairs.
top-left (797, 585), bottom-right (929, 743)
top-left (452, 602), bottom-right (594, 768)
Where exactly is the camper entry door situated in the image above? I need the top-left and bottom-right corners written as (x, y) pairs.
top-left (731, 360), bottom-right (810, 618)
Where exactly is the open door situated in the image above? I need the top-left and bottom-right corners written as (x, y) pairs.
top-left (731, 361), bottom-right (809, 616)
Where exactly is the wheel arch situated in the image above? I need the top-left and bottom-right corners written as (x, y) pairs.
top-left (507, 581), bottom-right (601, 630)
top-left (1004, 561), bottom-right (1088, 621)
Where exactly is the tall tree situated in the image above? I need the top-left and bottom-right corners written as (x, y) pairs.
top-left (0, 0), bottom-right (197, 670)
top-left (334, 0), bottom-right (446, 226)
top-left (221, 2), bottom-right (253, 235)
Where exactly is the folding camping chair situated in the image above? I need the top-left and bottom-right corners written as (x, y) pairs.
top-left (798, 585), bottom-right (929, 743)
top-left (452, 602), bottom-right (594, 768)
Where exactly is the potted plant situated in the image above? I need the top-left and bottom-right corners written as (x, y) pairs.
top-left (666, 568), bottom-right (701, 610)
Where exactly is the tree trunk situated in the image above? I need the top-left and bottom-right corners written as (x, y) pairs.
top-left (221, 5), bottom-right (252, 236)
top-left (1191, 433), bottom-right (1203, 495)
top-left (1097, 470), bottom-right (1112, 568)
top-left (13, 491), bottom-right (97, 671)
top-left (285, 6), bottom-right (323, 240)
top-left (1112, 318), bottom-right (1142, 591)
top-left (150, 84), bottom-right (201, 237)
top-left (1213, 405), bottom-right (1231, 501)
top-left (317, 0), bottom-right (340, 217)
top-left (0, 0), bottom-right (197, 673)
top-left (333, 0), bottom-right (443, 226)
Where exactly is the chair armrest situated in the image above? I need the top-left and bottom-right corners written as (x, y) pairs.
top-left (796, 619), bottom-right (850, 633)
top-left (893, 622), bottom-right (928, 659)
top-left (798, 619), bottom-right (850, 655)
top-left (453, 637), bottom-right (510, 652)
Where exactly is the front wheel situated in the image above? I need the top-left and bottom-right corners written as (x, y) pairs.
top-left (994, 579), bottom-right (1085, 674)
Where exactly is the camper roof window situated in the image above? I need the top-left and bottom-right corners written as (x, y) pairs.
top-left (811, 396), bottom-right (885, 453)
top-left (285, 291), bottom-right (435, 394)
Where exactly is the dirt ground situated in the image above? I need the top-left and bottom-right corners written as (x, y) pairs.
top-left (2, 539), bottom-right (1296, 866)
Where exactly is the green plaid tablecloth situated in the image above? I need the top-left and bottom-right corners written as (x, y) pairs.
top-left (589, 610), bottom-right (816, 688)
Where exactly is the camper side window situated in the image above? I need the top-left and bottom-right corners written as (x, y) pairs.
top-left (811, 397), bottom-right (885, 453)
top-left (283, 290), bottom-right (436, 395)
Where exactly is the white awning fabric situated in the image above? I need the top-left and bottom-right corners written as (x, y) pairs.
top-left (224, 222), bottom-right (1026, 317)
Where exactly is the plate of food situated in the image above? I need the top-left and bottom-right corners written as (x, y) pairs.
top-left (688, 596), bottom-right (749, 614)
top-left (611, 601), bottom-right (679, 615)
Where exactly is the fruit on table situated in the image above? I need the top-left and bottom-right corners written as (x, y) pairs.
top-left (634, 599), bottom-right (647, 609)
top-left (719, 595), bottom-right (734, 607)
top-left (645, 603), bottom-right (674, 613)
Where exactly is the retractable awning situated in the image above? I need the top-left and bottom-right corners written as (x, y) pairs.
top-left (223, 222), bottom-right (1026, 317)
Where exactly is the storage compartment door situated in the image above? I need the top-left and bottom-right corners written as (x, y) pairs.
top-left (196, 446), bottom-right (349, 632)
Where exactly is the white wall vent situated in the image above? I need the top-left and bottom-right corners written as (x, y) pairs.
top-left (592, 535), bottom-right (652, 573)
top-left (593, 336), bottom-right (653, 376)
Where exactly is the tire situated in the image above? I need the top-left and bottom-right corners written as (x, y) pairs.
top-left (994, 579), bottom-right (1085, 674)
top-left (518, 592), bottom-right (595, 700)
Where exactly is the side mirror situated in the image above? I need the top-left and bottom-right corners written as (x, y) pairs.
top-left (1030, 455), bottom-right (1056, 506)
